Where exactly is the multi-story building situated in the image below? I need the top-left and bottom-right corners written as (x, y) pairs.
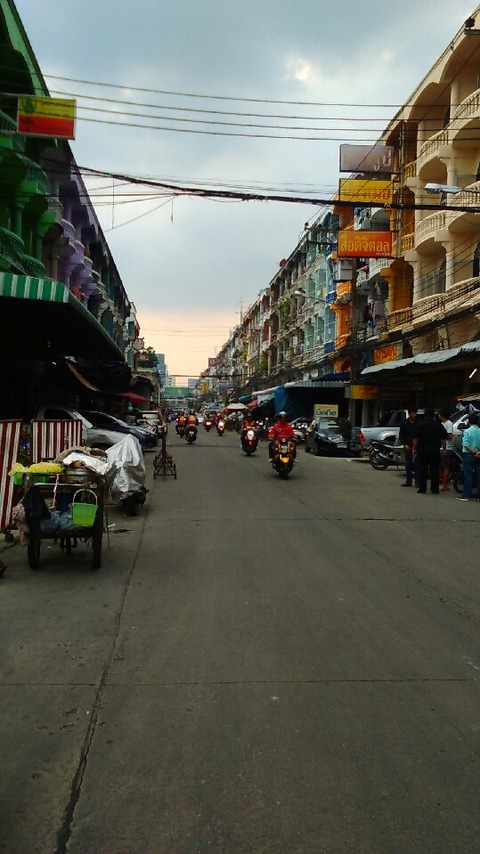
top-left (210, 10), bottom-right (480, 423)
top-left (0, 0), bottom-right (140, 417)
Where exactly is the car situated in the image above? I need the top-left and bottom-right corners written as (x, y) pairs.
top-left (79, 410), bottom-right (157, 449)
top-left (35, 404), bottom-right (127, 449)
top-left (304, 416), bottom-right (362, 456)
top-left (137, 410), bottom-right (163, 435)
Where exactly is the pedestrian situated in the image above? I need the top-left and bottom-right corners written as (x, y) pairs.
top-left (399, 407), bottom-right (418, 487)
top-left (438, 409), bottom-right (454, 491)
top-left (412, 408), bottom-right (447, 494)
top-left (456, 412), bottom-right (480, 501)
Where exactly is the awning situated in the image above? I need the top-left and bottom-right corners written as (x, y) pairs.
top-left (0, 272), bottom-right (125, 360)
top-left (361, 340), bottom-right (480, 378)
top-left (121, 391), bottom-right (150, 403)
top-left (284, 378), bottom-right (348, 389)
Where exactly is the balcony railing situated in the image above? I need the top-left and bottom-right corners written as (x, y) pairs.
top-left (415, 210), bottom-right (447, 247)
top-left (417, 128), bottom-right (449, 167)
top-left (452, 87), bottom-right (480, 126)
top-left (412, 294), bottom-right (444, 322)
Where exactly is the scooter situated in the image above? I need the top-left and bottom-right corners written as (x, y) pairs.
top-left (241, 427), bottom-right (259, 456)
top-left (271, 439), bottom-right (295, 479)
top-left (368, 439), bottom-right (404, 470)
top-left (185, 425), bottom-right (198, 444)
top-left (216, 418), bottom-right (225, 436)
top-left (204, 417), bottom-right (214, 432)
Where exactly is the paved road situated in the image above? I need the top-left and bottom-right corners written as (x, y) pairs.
top-left (1, 429), bottom-right (479, 853)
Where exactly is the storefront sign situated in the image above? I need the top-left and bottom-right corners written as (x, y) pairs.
top-left (338, 179), bottom-right (393, 205)
top-left (18, 96), bottom-right (76, 139)
top-left (339, 144), bottom-right (394, 174)
top-left (314, 403), bottom-right (339, 418)
top-left (374, 343), bottom-right (399, 364)
top-left (351, 384), bottom-right (380, 400)
top-left (337, 231), bottom-right (393, 258)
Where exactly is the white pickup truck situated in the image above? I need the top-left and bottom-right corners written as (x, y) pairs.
top-left (359, 409), bottom-right (411, 448)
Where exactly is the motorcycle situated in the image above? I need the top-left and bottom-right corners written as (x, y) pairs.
top-left (176, 420), bottom-right (186, 438)
top-left (106, 434), bottom-right (148, 517)
top-left (185, 425), bottom-right (198, 444)
top-left (216, 418), bottom-right (225, 436)
top-left (204, 417), bottom-right (214, 432)
top-left (368, 439), bottom-right (404, 470)
top-left (241, 427), bottom-right (259, 456)
top-left (271, 438), bottom-right (295, 478)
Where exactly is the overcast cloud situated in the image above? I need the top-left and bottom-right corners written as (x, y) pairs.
top-left (15, 0), bottom-right (478, 377)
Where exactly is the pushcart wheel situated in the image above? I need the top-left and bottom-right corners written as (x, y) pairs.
top-left (91, 515), bottom-right (102, 569)
top-left (28, 524), bottom-right (41, 570)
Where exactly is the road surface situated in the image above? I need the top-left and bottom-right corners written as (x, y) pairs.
top-left (1, 428), bottom-right (479, 853)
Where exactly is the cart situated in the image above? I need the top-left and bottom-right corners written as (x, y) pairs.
top-left (18, 472), bottom-right (106, 571)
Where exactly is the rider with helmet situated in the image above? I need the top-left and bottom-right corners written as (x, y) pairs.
top-left (268, 411), bottom-right (296, 458)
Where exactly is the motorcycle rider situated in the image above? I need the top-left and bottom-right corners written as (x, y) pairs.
top-left (186, 409), bottom-right (199, 427)
top-left (241, 412), bottom-right (257, 442)
top-left (176, 409), bottom-right (187, 434)
top-left (268, 411), bottom-right (296, 459)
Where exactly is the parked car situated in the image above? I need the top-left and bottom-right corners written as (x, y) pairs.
top-left (359, 408), bottom-right (431, 448)
top-left (79, 410), bottom-right (157, 449)
top-left (304, 416), bottom-right (362, 456)
top-left (35, 404), bottom-right (126, 449)
top-left (137, 410), bottom-right (163, 436)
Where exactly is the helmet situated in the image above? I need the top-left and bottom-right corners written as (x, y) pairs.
top-left (189, 409), bottom-right (194, 415)
top-left (278, 411), bottom-right (287, 418)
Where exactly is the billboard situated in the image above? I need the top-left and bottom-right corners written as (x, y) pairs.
top-left (18, 96), bottom-right (76, 139)
top-left (337, 230), bottom-right (393, 258)
top-left (339, 144), bottom-right (394, 174)
top-left (338, 179), bottom-right (393, 206)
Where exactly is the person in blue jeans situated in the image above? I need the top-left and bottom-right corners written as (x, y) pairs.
top-left (456, 412), bottom-right (480, 501)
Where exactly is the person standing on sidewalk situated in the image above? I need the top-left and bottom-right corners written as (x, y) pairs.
top-left (399, 407), bottom-right (418, 487)
top-left (456, 412), bottom-right (480, 501)
top-left (412, 408), bottom-right (447, 494)
top-left (438, 410), bottom-right (454, 491)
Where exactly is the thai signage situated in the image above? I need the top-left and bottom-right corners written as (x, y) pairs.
top-left (314, 403), bottom-right (339, 418)
top-left (338, 179), bottom-right (393, 205)
top-left (374, 343), bottom-right (399, 364)
top-left (337, 231), bottom-right (393, 258)
top-left (339, 144), bottom-right (394, 174)
top-left (17, 96), bottom-right (76, 139)
top-left (351, 384), bottom-right (380, 400)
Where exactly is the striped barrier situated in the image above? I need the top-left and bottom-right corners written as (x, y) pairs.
top-left (30, 419), bottom-right (83, 463)
top-left (0, 420), bottom-right (22, 533)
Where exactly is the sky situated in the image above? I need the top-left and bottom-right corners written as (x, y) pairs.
top-left (14, 0), bottom-right (479, 379)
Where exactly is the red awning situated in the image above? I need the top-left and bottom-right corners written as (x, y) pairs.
top-left (121, 391), bottom-right (150, 403)
top-left (247, 398), bottom-right (258, 409)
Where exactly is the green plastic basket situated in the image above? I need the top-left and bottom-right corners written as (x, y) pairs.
top-left (71, 489), bottom-right (98, 528)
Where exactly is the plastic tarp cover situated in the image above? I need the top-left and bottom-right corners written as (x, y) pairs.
top-left (105, 434), bottom-right (146, 502)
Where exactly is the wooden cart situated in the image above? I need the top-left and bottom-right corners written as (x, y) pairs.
top-left (19, 473), bottom-right (106, 571)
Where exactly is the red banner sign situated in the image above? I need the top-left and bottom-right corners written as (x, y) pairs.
top-left (337, 231), bottom-right (393, 258)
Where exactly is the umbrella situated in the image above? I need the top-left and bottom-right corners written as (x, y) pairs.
top-left (223, 402), bottom-right (248, 412)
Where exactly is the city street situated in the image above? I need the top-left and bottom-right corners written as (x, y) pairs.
top-left (1, 428), bottom-right (479, 853)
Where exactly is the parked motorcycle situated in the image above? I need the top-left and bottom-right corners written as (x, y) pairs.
top-left (216, 418), bottom-right (226, 436)
top-left (106, 434), bottom-right (148, 517)
top-left (271, 438), bottom-right (295, 478)
top-left (185, 425), bottom-right (198, 444)
top-left (241, 427), bottom-right (259, 456)
top-left (368, 439), bottom-right (404, 471)
top-left (204, 416), bottom-right (214, 432)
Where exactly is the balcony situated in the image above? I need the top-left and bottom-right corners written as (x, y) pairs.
top-left (451, 87), bottom-right (480, 139)
top-left (446, 182), bottom-right (480, 232)
top-left (414, 210), bottom-right (447, 249)
top-left (0, 226), bottom-right (24, 268)
top-left (411, 294), bottom-right (444, 325)
top-left (388, 307), bottom-right (413, 330)
top-left (417, 128), bottom-right (449, 171)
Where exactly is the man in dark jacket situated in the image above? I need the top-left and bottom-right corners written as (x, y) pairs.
top-left (399, 407), bottom-right (417, 487)
top-left (412, 408), bottom-right (447, 494)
